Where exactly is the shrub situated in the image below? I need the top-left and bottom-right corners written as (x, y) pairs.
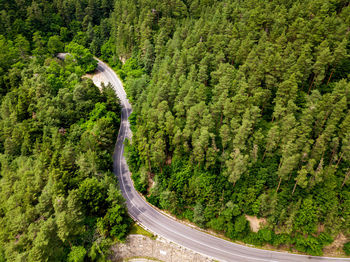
top-left (343, 242), bottom-right (350, 256)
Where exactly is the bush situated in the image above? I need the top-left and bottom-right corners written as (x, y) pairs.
top-left (235, 215), bottom-right (248, 234)
top-left (318, 232), bottom-right (333, 246)
top-left (132, 171), bottom-right (147, 194)
top-left (68, 246), bottom-right (86, 262)
top-left (244, 232), bottom-right (262, 246)
top-left (147, 194), bottom-right (160, 207)
top-left (258, 228), bottom-right (274, 244)
top-left (273, 233), bottom-right (292, 247)
top-left (98, 204), bottom-right (131, 240)
top-left (78, 177), bottom-right (108, 215)
top-left (344, 242), bottom-right (350, 256)
top-left (294, 234), bottom-right (323, 256)
top-left (65, 42), bottom-right (97, 73)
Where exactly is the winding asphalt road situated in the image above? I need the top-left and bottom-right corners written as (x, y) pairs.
top-left (94, 58), bottom-right (349, 262)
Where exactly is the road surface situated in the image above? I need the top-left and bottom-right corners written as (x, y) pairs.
top-left (93, 58), bottom-right (349, 262)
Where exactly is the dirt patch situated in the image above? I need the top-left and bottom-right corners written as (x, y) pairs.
top-left (83, 73), bottom-right (93, 79)
top-left (165, 156), bottom-right (172, 165)
top-left (317, 224), bottom-right (325, 234)
top-left (323, 233), bottom-right (348, 256)
top-left (119, 56), bottom-right (127, 64)
top-left (245, 215), bottom-right (267, 232)
top-left (147, 175), bottom-right (155, 194)
top-left (146, 172), bottom-right (156, 195)
top-left (83, 70), bottom-right (109, 90)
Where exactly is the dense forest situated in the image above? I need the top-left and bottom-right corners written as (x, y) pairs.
top-left (114, 0), bottom-right (350, 256)
top-left (1, 0), bottom-right (350, 259)
top-left (0, 1), bottom-right (130, 261)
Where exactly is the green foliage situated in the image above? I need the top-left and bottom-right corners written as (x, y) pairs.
top-left (98, 204), bottom-right (131, 240)
top-left (117, 57), bottom-right (145, 92)
top-left (344, 242), bottom-right (350, 256)
top-left (131, 169), bottom-right (148, 194)
top-left (1, 0), bottom-right (350, 258)
top-left (159, 189), bottom-right (178, 213)
top-left (0, 49), bottom-right (128, 261)
top-left (78, 177), bottom-right (108, 215)
top-left (65, 42), bottom-right (97, 73)
top-left (88, 238), bottom-right (113, 262)
top-left (258, 228), bottom-right (273, 243)
top-left (0, 2), bottom-right (131, 260)
top-left (235, 215), bottom-right (248, 234)
top-left (294, 197), bottom-right (318, 234)
top-left (193, 202), bottom-right (206, 228)
top-left (129, 223), bottom-right (155, 239)
top-left (100, 39), bottom-right (122, 68)
top-left (294, 234), bottom-right (324, 256)
top-left (48, 35), bottom-right (64, 55)
top-left (118, 0), bottom-right (350, 256)
top-left (0, 248), bottom-right (5, 262)
top-left (68, 246), bottom-right (86, 262)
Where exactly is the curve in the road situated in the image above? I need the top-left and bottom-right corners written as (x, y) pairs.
top-left (94, 58), bottom-right (350, 262)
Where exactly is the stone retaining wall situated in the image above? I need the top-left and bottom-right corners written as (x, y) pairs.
top-left (110, 234), bottom-right (215, 262)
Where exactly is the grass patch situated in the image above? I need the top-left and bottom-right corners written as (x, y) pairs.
top-left (129, 223), bottom-right (156, 239)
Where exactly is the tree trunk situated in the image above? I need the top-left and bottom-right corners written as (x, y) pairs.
top-left (326, 69), bottom-right (334, 85)
top-left (261, 102), bottom-right (266, 115)
top-left (276, 177), bottom-right (282, 192)
top-left (262, 150), bottom-right (267, 161)
top-left (329, 145), bottom-right (337, 165)
top-left (335, 152), bottom-right (344, 169)
top-left (341, 170), bottom-right (350, 188)
top-left (292, 180), bottom-right (298, 195)
top-left (308, 75), bottom-right (315, 95)
top-left (278, 159), bottom-right (283, 170)
top-left (147, 152), bottom-right (151, 172)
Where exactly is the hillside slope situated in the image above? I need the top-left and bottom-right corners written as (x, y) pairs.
top-left (111, 0), bottom-right (350, 256)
